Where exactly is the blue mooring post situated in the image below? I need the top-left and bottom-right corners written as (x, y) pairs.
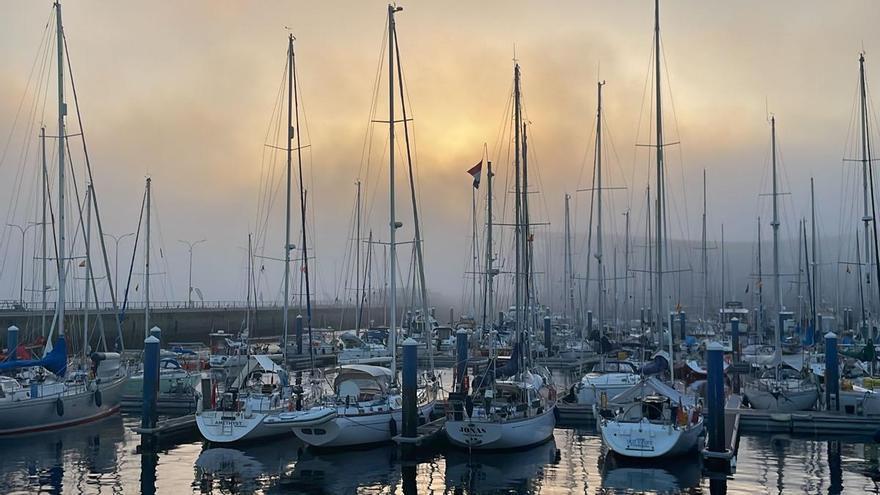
top-left (456, 329), bottom-right (468, 393)
top-left (679, 312), bottom-right (687, 341)
top-left (149, 326), bottom-right (161, 345)
top-left (6, 325), bottom-right (19, 361)
top-left (706, 341), bottom-right (725, 454)
top-left (402, 338), bottom-right (418, 439)
top-left (825, 331), bottom-right (839, 411)
top-left (142, 334), bottom-right (160, 431)
top-left (543, 316), bottom-right (552, 356)
top-left (295, 315), bottom-right (303, 355)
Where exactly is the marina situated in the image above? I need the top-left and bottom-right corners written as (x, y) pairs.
top-left (2, 0), bottom-right (880, 493)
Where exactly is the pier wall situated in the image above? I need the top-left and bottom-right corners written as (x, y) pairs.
top-left (0, 304), bottom-right (388, 350)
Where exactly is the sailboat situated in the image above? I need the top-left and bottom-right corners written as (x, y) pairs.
top-left (288, 5), bottom-right (436, 448)
top-left (742, 115), bottom-right (819, 412)
top-left (197, 34), bottom-right (324, 443)
top-left (598, 0), bottom-right (704, 459)
top-left (0, 1), bottom-right (127, 435)
top-left (571, 81), bottom-right (639, 407)
top-left (123, 179), bottom-right (201, 411)
top-left (445, 61), bottom-right (557, 451)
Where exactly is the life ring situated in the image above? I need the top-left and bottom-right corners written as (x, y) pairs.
top-left (94, 389), bottom-right (103, 407)
top-left (55, 397), bottom-right (64, 417)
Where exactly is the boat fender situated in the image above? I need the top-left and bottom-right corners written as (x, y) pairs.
top-left (600, 391), bottom-right (608, 409)
top-left (94, 389), bottom-right (102, 407)
top-left (55, 397), bottom-right (64, 417)
top-left (389, 417), bottom-right (398, 437)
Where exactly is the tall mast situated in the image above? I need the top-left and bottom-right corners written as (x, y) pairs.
top-left (388, 4), bottom-right (402, 376)
top-left (472, 176), bottom-right (478, 318)
top-left (391, 17), bottom-right (431, 371)
top-left (144, 177), bottom-right (151, 337)
top-left (810, 178), bottom-right (819, 326)
top-left (282, 34), bottom-right (293, 363)
top-left (721, 223), bottom-right (725, 310)
top-left (701, 170), bottom-right (708, 330)
top-left (564, 193), bottom-right (573, 319)
top-left (858, 53), bottom-right (880, 322)
top-left (483, 161), bottom-right (495, 333)
top-left (513, 62), bottom-right (523, 364)
top-left (41, 126), bottom-right (48, 338)
top-left (291, 34), bottom-right (315, 369)
top-left (522, 121), bottom-right (531, 370)
top-left (653, 0), bottom-right (665, 340)
top-left (247, 233), bottom-right (252, 335)
top-left (859, 54), bottom-right (873, 316)
top-left (55, 1), bottom-right (67, 340)
top-left (595, 80), bottom-right (606, 341)
top-left (623, 209), bottom-right (631, 325)
top-left (770, 116), bottom-right (782, 351)
top-left (83, 184), bottom-right (91, 359)
top-left (355, 180), bottom-right (363, 331)
top-left (756, 217), bottom-right (764, 340)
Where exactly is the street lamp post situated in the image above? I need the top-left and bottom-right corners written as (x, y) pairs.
top-left (103, 232), bottom-right (135, 302)
top-left (179, 238), bottom-right (206, 308)
top-left (7, 223), bottom-right (37, 307)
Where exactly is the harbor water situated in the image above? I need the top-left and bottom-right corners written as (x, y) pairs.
top-left (0, 413), bottom-right (877, 494)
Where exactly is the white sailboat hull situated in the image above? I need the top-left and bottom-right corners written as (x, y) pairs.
top-left (600, 417), bottom-right (704, 459)
top-left (744, 383), bottom-right (818, 412)
top-left (445, 405), bottom-right (556, 450)
top-left (0, 374), bottom-right (127, 436)
top-left (196, 410), bottom-right (291, 444)
top-left (291, 401), bottom-right (434, 448)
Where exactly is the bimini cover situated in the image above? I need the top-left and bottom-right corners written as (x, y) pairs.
top-left (609, 376), bottom-right (683, 405)
top-left (333, 364), bottom-right (393, 391)
top-left (0, 335), bottom-right (67, 377)
top-left (339, 332), bottom-right (366, 347)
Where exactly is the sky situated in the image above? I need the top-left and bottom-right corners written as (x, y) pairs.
top-left (0, 1), bottom-right (879, 314)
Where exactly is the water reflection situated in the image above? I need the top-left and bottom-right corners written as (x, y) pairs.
top-left (0, 414), bottom-right (878, 494)
top-left (0, 415), bottom-right (125, 494)
top-left (277, 443), bottom-right (403, 494)
top-left (598, 448), bottom-right (703, 493)
top-left (444, 439), bottom-right (559, 493)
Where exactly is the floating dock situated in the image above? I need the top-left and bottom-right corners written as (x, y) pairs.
top-left (726, 393), bottom-right (880, 436)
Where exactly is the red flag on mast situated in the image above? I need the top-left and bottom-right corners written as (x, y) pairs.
top-left (467, 161), bottom-right (483, 189)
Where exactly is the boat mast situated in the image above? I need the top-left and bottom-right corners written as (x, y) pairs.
top-left (513, 62), bottom-right (524, 372)
top-left (145, 177), bottom-right (151, 337)
top-left (483, 160), bottom-right (495, 333)
top-left (770, 116), bottom-right (782, 352)
top-left (391, 20), bottom-right (432, 370)
top-left (355, 180), bottom-right (362, 331)
top-left (247, 233), bottom-right (252, 335)
top-left (623, 209), bottom-right (631, 325)
top-left (55, 0), bottom-right (67, 342)
top-left (84, 184), bottom-right (91, 359)
top-left (564, 193), bottom-right (573, 320)
top-left (652, 0), bottom-right (665, 345)
top-left (757, 217), bottom-right (764, 341)
top-left (522, 121), bottom-right (532, 367)
top-left (858, 53), bottom-right (880, 327)
top-left (595, 80), bottom-right (606, 345)
top-left (41, 126), bottom-right (48, 338)
top-left (388, 4), bottom-right (403, 376)
top-left (291, 34), bottom-right (315, 370)
top-left (282, 34), bottom-right (294, 363)
top-left (810, 178), bottom-right (819, 328)
top-left (701, 170), bottom-right (708, 330)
